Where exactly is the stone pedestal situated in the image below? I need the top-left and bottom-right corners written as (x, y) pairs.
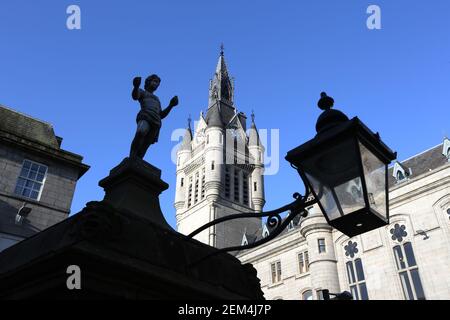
top-left (0, 158), bottom-right (264, 300)
top-left (99, 157), bottom-right (170, 229)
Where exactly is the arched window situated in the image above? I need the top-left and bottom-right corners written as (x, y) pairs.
top-left (396, 170), bottom-right (405, 181)
top-left (302, 290), bottom-right (313, 300)
top-left (346, 259), bottom-right (369, 300)
top-left (391, 231), bottom-right (426, 300)
top-left (344, 241), bottom-right (368, 300)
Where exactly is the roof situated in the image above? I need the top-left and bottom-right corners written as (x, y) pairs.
top-left (0, 105), bottom-right (59, 148)
top-left (179, 124), bottom-right (192, 151)
top-left (205, 103), bottom-right (224, 128)
top-left (0, 104), bottom-right (89, 178)
top-left (388, 143), bottom-right (448, 187)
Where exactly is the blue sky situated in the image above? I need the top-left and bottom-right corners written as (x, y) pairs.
top-left (1, 1), bottom-right (449, 229)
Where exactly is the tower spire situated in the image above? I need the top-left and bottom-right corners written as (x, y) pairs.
top-left (210, 44), bottom-right (233, 105)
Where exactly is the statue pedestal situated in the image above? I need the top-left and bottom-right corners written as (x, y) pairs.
top-left (0, 158), bottom-right (264, 300)
top-left (99, 157), bottom-right (171, 229)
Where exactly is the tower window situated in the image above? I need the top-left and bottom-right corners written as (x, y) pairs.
top-left (14, 160), bottom-right (48, 201)
top-left (254, 182), bottom-right (257, 192)
top-left (201, 168), bottom-right (205, 200)
top-left (318, 238), bottom-right (326, 253)
top-left (187, 176), bottom-right (193, 208)
top-left (211, 161), bottom-right (215, 171)
top-left (194, 172), bottom-right (199, 204)
top-left (243, 173), bottom-right (249, 206)
top-left (234, 169), bottom-right (240, 202)
top-left (181, 178), bottom-right (184, 187)
top-left (225, 167), bottom-right (231, 199)
top-left (207, 135), bottom-right (210, 144)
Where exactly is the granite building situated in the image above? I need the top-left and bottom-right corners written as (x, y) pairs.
top-left (175, 50), bottom-right (265, 248)
top-left (237, 140), bottom-right (450, 300)
top-left (0, 105), bottom-right (89, 251)
top-left (174, 51), bottom-right (450, 300)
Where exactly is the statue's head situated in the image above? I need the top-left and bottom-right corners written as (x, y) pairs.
top-left (144, 74), bottom-right (161, 92)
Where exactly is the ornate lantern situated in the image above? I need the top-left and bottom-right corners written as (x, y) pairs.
top-left (285, 93), bottom-right (397, 237)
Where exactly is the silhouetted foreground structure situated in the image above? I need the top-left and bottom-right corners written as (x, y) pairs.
top-left (0, 158), bottom-right (264, 299)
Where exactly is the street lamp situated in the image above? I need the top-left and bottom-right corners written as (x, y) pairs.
top-left (188, 92), bottom-right (396, 257)
top-left (286, 93), bottom-right (397, 237)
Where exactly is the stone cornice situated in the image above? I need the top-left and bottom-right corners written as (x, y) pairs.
top-left (390, 174), bottom-right (450, 207)
top-left (0, 131), bottom-right (89, 179)
top-left (0, 191), bottom-right (70, 214)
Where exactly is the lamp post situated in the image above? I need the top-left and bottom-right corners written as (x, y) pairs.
top-left (188, 92), bottom-right (396, 256)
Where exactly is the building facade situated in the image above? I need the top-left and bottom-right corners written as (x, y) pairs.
top-left (175, 51), bottom-right (265, 249)
top-left (0, 105), bottom-right (89, 251)
top-left (174, 51), bottom-right (450, 300)
top-left (237, 140), bottom-right (450, 300)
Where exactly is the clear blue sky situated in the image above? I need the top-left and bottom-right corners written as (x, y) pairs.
top-left (1, 1), bottom-right (449, 229)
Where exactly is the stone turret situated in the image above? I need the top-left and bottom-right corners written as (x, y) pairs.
top-left (299, 206), bottom-right (340, 297)
top-left (248, 112), bottom-right (265, 212)
top-left (174, 118), bottom-right (192, 215)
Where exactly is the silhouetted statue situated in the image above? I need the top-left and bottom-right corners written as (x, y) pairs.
top-left (130, 75), bottom-right (178, 159)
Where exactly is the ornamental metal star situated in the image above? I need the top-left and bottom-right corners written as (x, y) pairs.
top-left (390, 224), bottom-right (407, 242)
top-left (344, 241), bottom-right (359, 258)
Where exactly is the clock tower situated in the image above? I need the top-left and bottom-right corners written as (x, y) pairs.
top-left (174, 49), bottom-right (265, 249)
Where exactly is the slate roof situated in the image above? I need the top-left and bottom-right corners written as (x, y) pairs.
top-left (0, 104), bottom-right (89, 178)
top-left (0, 105), bottom-right (59, 148)
top-left (388, 143), bottom-right (448, 187)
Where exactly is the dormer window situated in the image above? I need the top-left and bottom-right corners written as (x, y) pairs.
top-left (443, 138), bottom-right (450, 161)
top-left (393, 162), bottom-right (410, 184)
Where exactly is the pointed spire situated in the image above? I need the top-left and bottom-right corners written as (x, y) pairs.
top-left (187, 114), bottom-right (192, 131)
top-left (209, 44), bottom-right (233, 105)
top-left (179, 115), bottom-right (193, 151)
top-left (249, 111), bottom-right (261, 147)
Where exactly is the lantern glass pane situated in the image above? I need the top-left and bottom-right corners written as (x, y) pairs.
top-left (334, 176), bottom-right (365, 215)
top-left (305, 172), bottom-right (341, 221)
top-left (359, 142), bottom-right (387, 219)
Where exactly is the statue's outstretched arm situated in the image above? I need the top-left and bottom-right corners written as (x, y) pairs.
top-left (132, 77), bottom-right (142, 101)
top-left (160, 96), bottom-right (179, 119)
